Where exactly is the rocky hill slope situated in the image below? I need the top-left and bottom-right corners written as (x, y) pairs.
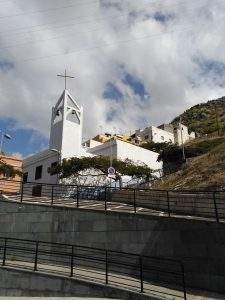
top-left (153, 96), bottom-right (225, 190)
top-left (172, 96), bottom-right (225, 136)
top-left (153, 137), bottom-right (225, 190)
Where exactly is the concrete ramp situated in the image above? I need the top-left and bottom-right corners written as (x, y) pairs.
top-left (1, 195), bottom-right (225, 295)
top-left (0, 267), bottom-right (151, 299)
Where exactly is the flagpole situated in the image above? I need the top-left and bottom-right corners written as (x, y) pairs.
top-left (0, 132), bottom-right (4, 154)
top-left (0, 132), bottom-right (12, 154)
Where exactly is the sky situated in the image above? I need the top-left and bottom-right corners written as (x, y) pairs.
top-left (0, 0), bottom-right (225, 158)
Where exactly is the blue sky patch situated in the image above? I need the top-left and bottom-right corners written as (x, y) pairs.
top-left (103, 82), bottom-right (123, 102)
top-left (0, 60), bottom-right (14, 72)
top-left (0, 117), bottom-right (48, 158)
top-left (100, 0), bottom-right (122, 11)
top-left (153, 12), bottom-right (174, 23)
top-left (198, 58), bottom-right (225, 77)
top-left (122, 72), bottom-right (148, 99)
top-left (194, 56), bottom-right (225, 87)
top-left (106, 108), bottom-right (118, 122)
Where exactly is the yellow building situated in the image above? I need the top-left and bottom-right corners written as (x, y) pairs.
top-left (0, 155), bottom-right (22, 194)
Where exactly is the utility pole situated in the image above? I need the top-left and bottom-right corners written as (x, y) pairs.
top-left (214, 105), bottom-right (220, 136)
top-left (180, 117), bottom-right (186, 162)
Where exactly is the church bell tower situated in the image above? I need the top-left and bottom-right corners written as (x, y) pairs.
top-left (49, 89), bottom-right (83, 159)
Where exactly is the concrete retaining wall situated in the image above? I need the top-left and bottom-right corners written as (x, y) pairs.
top-left (0, 267), bottom-right (152, 299)
top-left (0, 198), bottom-right (225, 294)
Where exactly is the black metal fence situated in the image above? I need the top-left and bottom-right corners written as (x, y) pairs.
top-left (0, 237), bottom-right (186, 299)
top-left (17, 181), bottom-right (225, 222)
top-left (1, 179), bottom-right (225, 223)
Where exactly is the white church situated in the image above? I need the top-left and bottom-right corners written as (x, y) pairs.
top-left (22, 87), bottom-right (162, 185)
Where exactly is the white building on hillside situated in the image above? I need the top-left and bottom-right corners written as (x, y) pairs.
top-left (133, 123), bottom-right (195, 146)
top-left (173, 124), bottom-right (196, 145)
top-left (135, 126), bottom-right (175, 144)
top-left (23, 88), bottom-right (162, 186)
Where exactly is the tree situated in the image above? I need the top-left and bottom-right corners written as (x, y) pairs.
top-left (157, 144), bottom-right (183, 164)
top-left (0, 159), bottom-right (22, 179)
top-left (48, 156), bottom-right (154, 187)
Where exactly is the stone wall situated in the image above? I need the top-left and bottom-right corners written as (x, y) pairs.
top-left (0, 198), bottom-right (225, 294)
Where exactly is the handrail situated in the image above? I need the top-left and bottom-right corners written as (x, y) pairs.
top-left (1, 179), bottom-right (225, 223)
top-left (0, 236), bottom-right (181, 264)
top-left (0, 178), bottom-right (224, 193)
top-left (0, 236), bottom-right (187, 299)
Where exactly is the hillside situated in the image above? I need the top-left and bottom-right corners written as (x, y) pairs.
top-left (153, 136), bottom-right (225, 190)
top-left (153, 95), bottom-right (225, 190)
top-left (172, 96), bottom-right (225, 136)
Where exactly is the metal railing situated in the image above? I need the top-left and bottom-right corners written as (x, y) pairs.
top-left (1, 179), bottom-right (225, 223)
top-left (0, 237), bottom-right (186, 299)
top-left (17, 181), bottom-right (225, 222)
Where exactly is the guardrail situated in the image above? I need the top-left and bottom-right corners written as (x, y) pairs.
top-left (19, 181), bottom-right (225, 223)
top-left (1, 179), bottom-right (225, 223)
top-left (0, 236), bottom-right (186, 299)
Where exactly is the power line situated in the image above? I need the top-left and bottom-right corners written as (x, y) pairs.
top-left (0, 0), bottom-right (100, 20)
top-left (20, 24), bottom-right (201, 63)
top-left (0, 0), bottom-right (205, 36)
top-left (0, 20), bottom-right (129, 51)
top-left (0, 0), bottom-right (208, 52)
top-left (11, 7), bottom-right (222, 64)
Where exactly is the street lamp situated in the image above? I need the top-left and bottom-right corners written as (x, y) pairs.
top-left (0, 131), bottom-right (12, 154)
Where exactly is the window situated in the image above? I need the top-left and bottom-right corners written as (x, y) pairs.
top-left (161, 136), bottom-right (165, 141)
top-left (35, 165), bottom-right (43, 180)
top-left (23, 172), bottom-right (28, 183)
top-left (145, 135), bottom-right (149, 140)
top-left (51, 162), bottom-right (58, 168)
top-left (50, 162), bottom-right (57, 176)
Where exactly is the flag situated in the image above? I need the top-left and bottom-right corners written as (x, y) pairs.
top-left (4, 134), bottom-right (11, 140)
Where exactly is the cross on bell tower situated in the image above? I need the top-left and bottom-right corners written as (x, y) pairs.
top-left (57, 69), bottom-right (74, 90)
top-left (49, 70), bottom-right (83, 159)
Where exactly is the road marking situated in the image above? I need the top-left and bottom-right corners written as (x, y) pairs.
top-left (112, 205), bottom-right (126, 209)
top-left (137, 208), bottom-right (144, 212)
top-left (80, 203), bottom-right (103, 208)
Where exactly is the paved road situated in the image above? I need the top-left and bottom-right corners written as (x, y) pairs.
top-left (1, 260), bottom-right (224, 300)
top-left (1, 259), bottom-right (184, 300)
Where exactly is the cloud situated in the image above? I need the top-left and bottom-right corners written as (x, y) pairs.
top-left (10, 152), bottom-right (23, 159)
top-left (0, 0), bottom-right (225, 147)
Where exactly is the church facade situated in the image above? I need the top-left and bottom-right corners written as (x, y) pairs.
top-left (22, 88), bottom-right (162, 185)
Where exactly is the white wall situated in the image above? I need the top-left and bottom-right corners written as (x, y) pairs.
top-left (151, 126), bottom-right (174, 143)
top-left (61, 107), bottom-right (83, 158)
top-left (87, 140), bottom-right (117, 158)
top-left (116, 140), bottom-right (162, 171)
top-left (88, 140), bottom-right (162, 171)
top-left (82, 139), bottom-right (103, 149)
top-left (49, 90), bottom-right (83, 159)
top-left (136, 126), bottom-right (174, 144)
top-left (23, 150), bottom-right (59, 184)
top-left (174, 124), bottom-right (195, 145)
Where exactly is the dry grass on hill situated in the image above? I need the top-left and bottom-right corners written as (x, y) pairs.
top-left (153, 137), bottom-right (225, 190)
